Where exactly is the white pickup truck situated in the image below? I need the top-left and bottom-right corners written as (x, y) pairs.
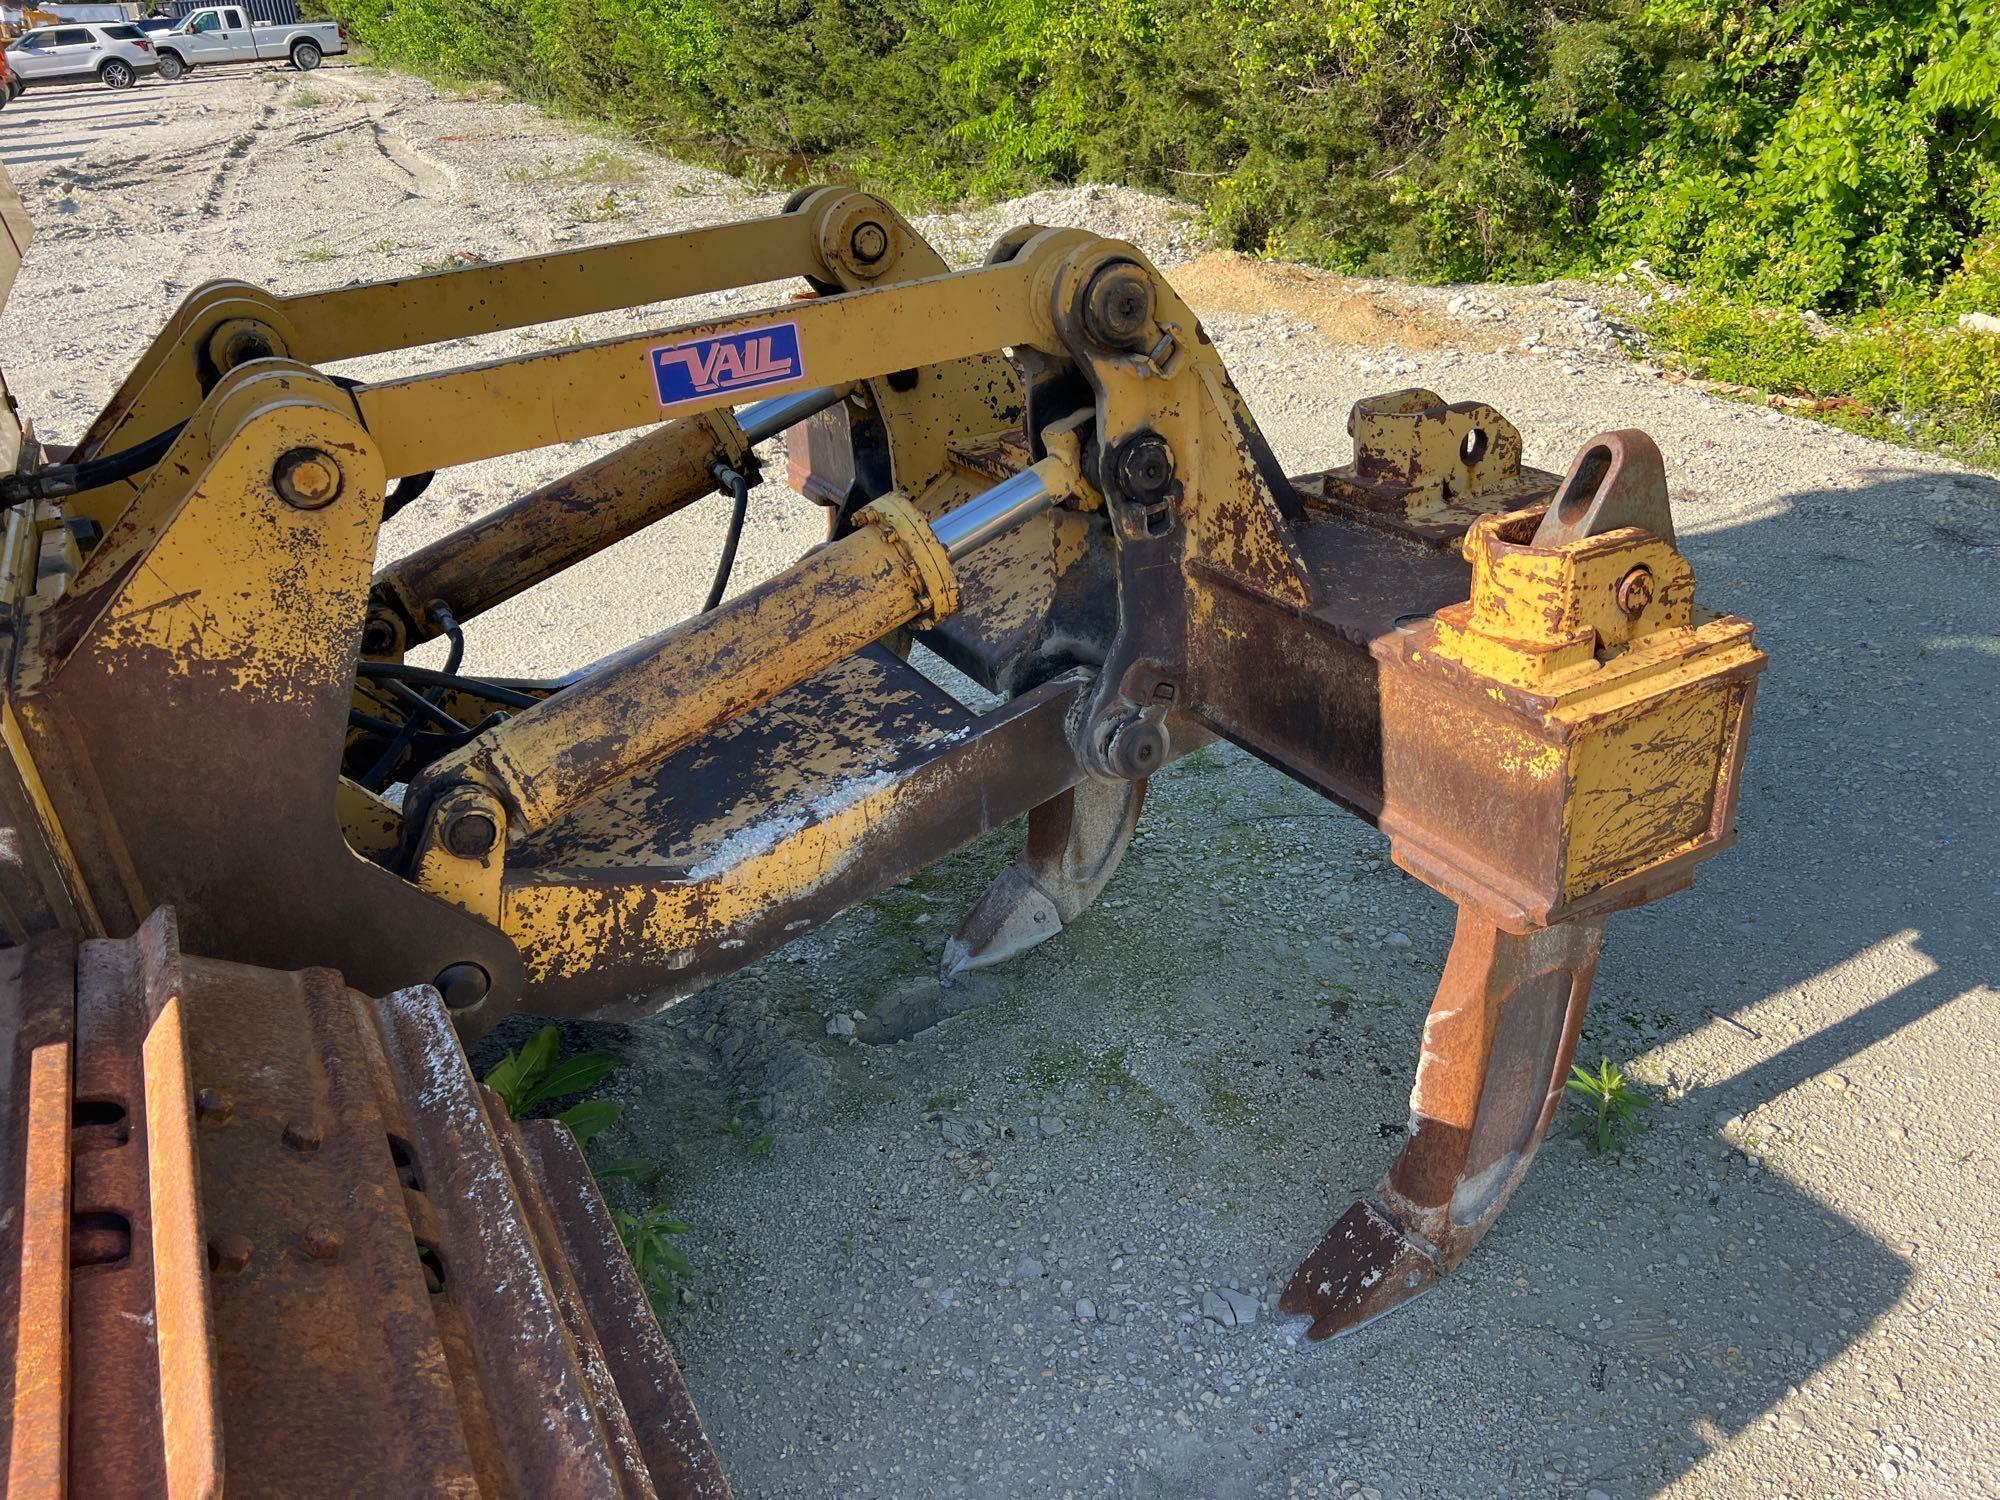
top-left (150, 6), bottom-right (346, 79)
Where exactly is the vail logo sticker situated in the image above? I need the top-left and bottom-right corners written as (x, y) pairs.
top-left (649, 322), bottom-right (803, 408)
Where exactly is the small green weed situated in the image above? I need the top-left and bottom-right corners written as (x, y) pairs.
top-left (568, 191), bottom-right (629, 223)
top-left (615, 1205), bottom-right (694, 1316)
top-left (504, 153), bottom-right (558, 184)
top-left (297, 244), bottom-right (338, 263)
top-left (1566, 1057), bottom-right (1649, 1155)
top-left (482, 1024), bottom-right (621, 1146)
top-left (506, 148), bottom-right (641, 188)
top-left (717, 1097), bottom-right (775, 1156)
top-left (372, 237), bottom-right (398, 255)
top-left (289, 88), bottom-right (324, 108)
top-left (574, 147), bottom-right (641, 184)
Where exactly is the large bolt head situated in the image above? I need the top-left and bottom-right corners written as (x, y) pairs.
top-left (433, 961), bottom-right (491, 1010)
top-left (1114, 434), bottom-right (1175, 505)
top-left (272, 447), bottom-right (342, 510)
top-left (219, 328), bottom-right (275, 369)
top-left (849, 221), bottom-right (889, 263)
top-left (1105, 714), bottom-right (1169, 779)
top-left (444, 810), bottom-right (498, 859)
top-left (1083, 263), bottom-right (1154, 350)
top-left (360, 614), bottom-right (401, 657)
top-left (1615, 565), bottom-right (1655, 617)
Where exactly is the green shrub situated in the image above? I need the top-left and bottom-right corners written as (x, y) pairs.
top-left (330, 0), bottom-right (2000, 305)
top-left (329, 0), bottom-right (2000, 453)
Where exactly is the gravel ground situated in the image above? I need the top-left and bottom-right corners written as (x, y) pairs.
top-left (4, 66), bottom-right (1997, 1500)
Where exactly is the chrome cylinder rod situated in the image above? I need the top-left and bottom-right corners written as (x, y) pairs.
top-left (737, 385), bottom-right (848, 445)
top-left (929, 468), bottom-right (1056, 560)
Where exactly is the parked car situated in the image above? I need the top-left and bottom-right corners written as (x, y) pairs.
top-left (4, 23), bottom-right (159, 90)
top-left (150, 5), bottom-right (345, 79)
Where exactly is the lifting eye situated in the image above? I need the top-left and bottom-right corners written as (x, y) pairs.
top-left (1556, 444), bottom-right (1613, 526)
top-left (1460, 427), bottom-right (1489, 466)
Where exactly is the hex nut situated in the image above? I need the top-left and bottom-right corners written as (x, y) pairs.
top-left (849, 221), bottom-right (889, 264)
top-left (282, 1119), bottom-right (323, 1153)
top-left (299, 1227), bottom-right (342, 1262)
top-left (273, 447), bottom-right (342, 510)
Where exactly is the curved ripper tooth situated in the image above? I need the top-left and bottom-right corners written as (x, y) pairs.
top-left (1281, 908), bottom-right (1604, 1339)
top-left (942, 777), bottom-right (1146, 978)
top-left (942, 867), bottom-right (1063, 978)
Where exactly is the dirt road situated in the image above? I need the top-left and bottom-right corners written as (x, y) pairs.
top-left (3, 65), bottom-right (1995, 1500)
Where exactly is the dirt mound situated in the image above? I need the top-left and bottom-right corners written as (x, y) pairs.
top-left (1169, 251), bottom-right (1499, 352)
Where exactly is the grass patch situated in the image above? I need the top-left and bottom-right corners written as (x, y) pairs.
top-left (296, 244), bottom-right (338, 263)
top-left (1644, 246), bottom-right (2000, 466)
top-left (567, 190), bottom-right (629, 224)
top-left (506, 147), bottom-right (642, 188)
top-left (288, 88), bottom-right (324, 109)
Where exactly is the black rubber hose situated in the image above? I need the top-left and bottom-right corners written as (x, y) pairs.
top-left (383, 470), bottom-right (437, 520)
top-left (356, 661), bottom-right (548, 710)
top-left (1, 420), bottom-right (187, 505)
top-left (704, 461), bottom-right (753, 613)
top-left (359, 604), bottom-right (465, 790)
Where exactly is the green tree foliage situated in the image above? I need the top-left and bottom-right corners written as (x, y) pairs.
top-left (334, 0), bottom-right (2000, 308)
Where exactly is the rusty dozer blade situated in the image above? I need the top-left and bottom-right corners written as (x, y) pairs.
top-left (0, 908), bottom-right (730, 1499)
top-left (1281, 907), bottom-right (1602, 1338)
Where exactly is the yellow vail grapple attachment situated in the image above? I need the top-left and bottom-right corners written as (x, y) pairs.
top-left (0, 167), bottom-right (1764, 1489)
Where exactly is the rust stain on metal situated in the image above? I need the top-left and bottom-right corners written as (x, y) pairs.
top-left (1282, 911), bottom-right (1601, 1338)
top-left (7, 1030), bottom-right (71, 1497)
top-left (136, 913), bottom-right (223, 1499)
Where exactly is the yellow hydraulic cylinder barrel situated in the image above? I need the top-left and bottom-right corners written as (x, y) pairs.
top-left (375, 410), bottom-right (746, 642)
top-left (418, 493), bottom-right (958, 837)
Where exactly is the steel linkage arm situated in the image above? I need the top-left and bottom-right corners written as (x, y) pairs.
top-left (368, 387), bottom-right (848, 652)
top-left (345, 246), bottom-right (1066, 479)
top-left (61, 187), bottom-right (940, 529)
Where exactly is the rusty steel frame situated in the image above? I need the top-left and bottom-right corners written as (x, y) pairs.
top-left (1, 910), bottom-right (729, 1497)
top-left (0, 176), bottom-right (1770, 1496)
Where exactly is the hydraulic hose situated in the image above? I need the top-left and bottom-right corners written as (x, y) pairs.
top-left (1, 420), bottom-right (188, 506)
